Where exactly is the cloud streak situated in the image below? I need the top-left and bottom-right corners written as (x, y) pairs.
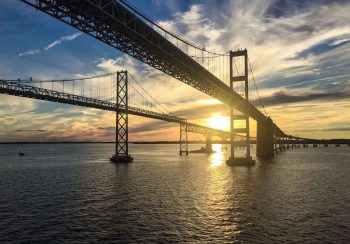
top-left (18, 32), bottom-right (82, 57)
top-left (44, 33), bottom-right (82, 51)
top-left (259, 90), bottom-right (350, 106)
top-left (16, 129), bottom-right (47, 132)
top-left (18, 49), bottom-right (40, 57)
top-left (296, 127), bottom-right (350, 132)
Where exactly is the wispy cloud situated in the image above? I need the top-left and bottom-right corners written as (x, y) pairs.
top-left (329, 37), bottom-right (350, 46)
top-left (298, 127), bottom-right (350, 132)
top-left (18, 32), bottom-right (82, 57)
top-left (44, 33), bottom-right (82, 51)
top-left (18, 49), bottom-right (40, 57)
top-left (16, 129), bottom-right (47, 132)
top-left (258, 90), bottom-right (350, 106)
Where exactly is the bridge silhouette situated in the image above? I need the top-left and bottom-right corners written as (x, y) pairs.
top-left (2, 0), bottom-right (344, 165)
top-left (0, 72), bottom-right (237, 158)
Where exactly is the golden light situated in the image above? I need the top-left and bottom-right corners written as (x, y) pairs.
top-left (209, 144), bottom-right (225, 167)
top-left (198, 99), bottom-right (222, 105)
top-left (206, 114), bottom-right (230, 131)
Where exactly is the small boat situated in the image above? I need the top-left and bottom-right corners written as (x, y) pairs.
top-left (18, 149), bottom-right (24, 156)
top-left (190, 146), bottom-right (215, 154)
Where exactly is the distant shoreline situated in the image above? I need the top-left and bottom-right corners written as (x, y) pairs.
top-left (0, 139), bottom-right (349, 145)
top-left (0, 141), bottom-right (207, 145)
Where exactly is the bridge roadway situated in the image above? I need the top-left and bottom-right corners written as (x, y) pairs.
top-left (0, 80), bottom-right (232, 139)
top-left (19, 0), bottom-right (288, 138)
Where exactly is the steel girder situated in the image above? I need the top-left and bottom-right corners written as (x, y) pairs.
top-left (19, 0), bottom-right (288, 138)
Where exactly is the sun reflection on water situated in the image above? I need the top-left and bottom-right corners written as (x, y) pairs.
top-left (209, 144), bottom-right (225, 167)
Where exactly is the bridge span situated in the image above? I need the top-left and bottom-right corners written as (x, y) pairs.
top-left (8, 0), bottom-right (328, 165)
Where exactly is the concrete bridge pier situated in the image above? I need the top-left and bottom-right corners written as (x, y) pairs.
top-left (256, 118), bottom-right (274, 157)
top-left (205, 136), bottom-right (214, 153)
top-left (281, 138), bottom-right (286, 150)
top-left (287, 137), bottom-right (291, 149)
top-left (280, 138), bottom-right (285, 151)
top-left (273, 137), bottom-right (278, 153)
top-left (279, 139), bottom-right (283, 151)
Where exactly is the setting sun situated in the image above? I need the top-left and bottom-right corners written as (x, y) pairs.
top-left (206, 114), bottom-right (230, 131)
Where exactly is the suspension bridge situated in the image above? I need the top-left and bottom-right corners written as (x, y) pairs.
top-left (1, 0), bottom-right (340, 165)
top-left (0, 71), bottom-right (237, 160)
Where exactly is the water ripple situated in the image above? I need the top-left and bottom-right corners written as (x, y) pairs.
top-left (0, 143), bottom-right (349, 243)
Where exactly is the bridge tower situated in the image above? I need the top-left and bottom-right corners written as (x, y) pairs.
top-left (227, 49), bottom-right (255, 166)
top-left (205, 136), bottom-right (214, 153)
top-left (110, 71), bottom-right (133, 163)
top-left (179, 123), bottom-right (188, 155)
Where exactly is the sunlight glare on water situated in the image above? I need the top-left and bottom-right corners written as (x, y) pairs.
top-left (0, 143), bottom-right (349, 243)
top-left (209, 144), bottom-right (225, 167)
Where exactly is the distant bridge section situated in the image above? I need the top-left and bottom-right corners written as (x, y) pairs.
top-left (0, 79), bottom-right (232, 139)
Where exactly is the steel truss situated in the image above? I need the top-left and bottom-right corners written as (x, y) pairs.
top-left (111, 71), bottom-right (132, 162)
top-left (19, 0), bottom-right (287, 138)
top-left (179, 123), bottom-right (188, 155)
top-left (227, 50), bottom-right (254, 165)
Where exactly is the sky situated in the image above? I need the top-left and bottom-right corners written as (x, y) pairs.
top-left (1, 0), bottom-right (350, 142)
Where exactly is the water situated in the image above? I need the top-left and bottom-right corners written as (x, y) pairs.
top-left (0, 143), bottom-right (349, 243)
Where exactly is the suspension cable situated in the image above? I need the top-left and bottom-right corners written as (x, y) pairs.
top-left (128, 73), bottom-right (174, 116)
top-left (248, 57), bottom-right (268, 116)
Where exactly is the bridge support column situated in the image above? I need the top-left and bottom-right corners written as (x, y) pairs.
top-left (179, 123), bottom-right (188, 155)
top-left (110, 71), bottom-right (133, 163)
top-left (226, 49), bottom-right (254, 166)
top-left (205, 136), bottom-right (214, 153)
top-left (256, 118), bottom-right (274, 157)
top-left (273, 136), bottom-right (277, 152)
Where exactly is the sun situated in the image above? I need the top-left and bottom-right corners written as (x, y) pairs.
top-left (206, 114), bottom-right (230, 131)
